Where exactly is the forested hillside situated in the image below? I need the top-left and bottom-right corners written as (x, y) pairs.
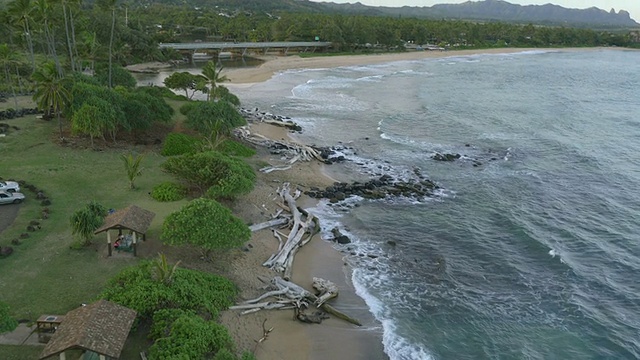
top-left (0, 0), bottom-right (638, 97)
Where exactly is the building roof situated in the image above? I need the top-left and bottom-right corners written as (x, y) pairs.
top-left (39, 300), bottom-right (137, 360)
top-left (94, 205), bottom-right (155, 235)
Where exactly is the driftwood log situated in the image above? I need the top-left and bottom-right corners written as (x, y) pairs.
top-left (262, 183), bottom-right (319, 280)
top-left (230, 276), bottom-right (362, 326)
top-left (235, 127), bottom-right (324, 172)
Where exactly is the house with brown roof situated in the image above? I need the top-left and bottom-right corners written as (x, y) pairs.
top-left (39, 300), bottom-right (137, 360)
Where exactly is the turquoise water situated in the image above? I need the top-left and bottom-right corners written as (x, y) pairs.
top-left (235, 49), bottom-right (640, 359)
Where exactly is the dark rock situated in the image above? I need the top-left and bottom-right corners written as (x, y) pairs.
top-left (387, 240), bottom-right (397, 246)
top-left (11, 239), bottom-right (20, 245)
top-left (41, 199), bottom-right (51, 206)
top-left (29, 220), bottom-right (40, 226)
top-left (19, 233), bottom-right (30, 239)
top-left (431, 152), bottom-right (461, 162)
top-left (367, 254), bottom-right (379, 259)
top-left (0, 246), bottom-right (14, 257)
top-left (335, 236), bottom-right (351, 244)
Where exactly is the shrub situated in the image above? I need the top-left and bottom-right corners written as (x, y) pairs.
top-left (95, 63), bottom-right (137, 88)
top-left (179, 102), bottom-right (197, 116)
top-left (0, 301), bottom-right (17, 334)
top-left (148, 310), bottom-right (234, 360)
top-left (217, 140), bottom-right (256, 158)
top-left (100, 261), bottom-right (236, 319)
top-left (151, 182), bottom-right (186, 202)
top-left (161, 133), bottom-right (200, 156)
top-left (138, 86), bottom-right (187, 101)
top-left (185, 101), bottom-right (246, 137)
top-left (162, 151), bottom-right (256, 198)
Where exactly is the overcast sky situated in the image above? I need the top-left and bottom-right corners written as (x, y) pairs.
top-left (311, 1), bottom-right (639, 22)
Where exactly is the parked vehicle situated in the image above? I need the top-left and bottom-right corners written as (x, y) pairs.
top-left (0, 180), bottom-right (20, 192)
top-left (0, 190), bottom-right (25, 204)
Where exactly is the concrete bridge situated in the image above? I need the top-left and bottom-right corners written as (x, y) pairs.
top-left (159, 41), bottom-right (333, 59)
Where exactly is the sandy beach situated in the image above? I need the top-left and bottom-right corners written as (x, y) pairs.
top-left (224, 48), bottom-right (551, 85)
top-left (221, 121), bottom-right (387, 360)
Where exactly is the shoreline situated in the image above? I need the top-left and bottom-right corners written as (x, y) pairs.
top-left (221, 121), bottom-right (387, 359)
top-left (220, 47), bottom-right (550, 360)
top-left (224, 47), bottom-right (607, 85)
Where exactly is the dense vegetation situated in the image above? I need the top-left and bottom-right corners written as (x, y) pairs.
top-left (0, 0), bottom-right (638, 96)
top-left (101, 260), bottom-right (255, 360)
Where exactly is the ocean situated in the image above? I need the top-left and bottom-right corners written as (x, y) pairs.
top-left (229, 49), bottom-right (640, 360)
top-left (136, 49), bottom-right (640, 359)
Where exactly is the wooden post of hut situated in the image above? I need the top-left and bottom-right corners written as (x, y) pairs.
top-left (132, 232), bottom-right (137, 257)
top-left (107, 231), bottom-right (112, 257)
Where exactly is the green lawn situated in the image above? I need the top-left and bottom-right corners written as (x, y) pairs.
top-left (0, 344), bottom-right (44, 359)
top-left (0, 108), bottom-right (185, 320)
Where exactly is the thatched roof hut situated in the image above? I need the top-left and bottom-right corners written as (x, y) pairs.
top-left (39, 300), bottom-right (137, 360)
top-left (95, 205), bottom-right (155, 236)
top-left (94, 205), bottom-right (156, 257)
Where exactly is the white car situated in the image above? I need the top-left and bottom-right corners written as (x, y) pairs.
top-left (0, 190), bottom-right (25, 204)
top-left (0, 180), bottom-right (20, 193)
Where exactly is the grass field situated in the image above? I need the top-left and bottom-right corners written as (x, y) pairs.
top-left (0, 98), bottom-right (192, 356)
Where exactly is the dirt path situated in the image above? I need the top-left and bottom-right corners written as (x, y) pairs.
top-left (0, 203), bottom-right (21, 236)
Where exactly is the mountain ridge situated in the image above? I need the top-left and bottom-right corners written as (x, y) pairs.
top-left (317, 0), bottom-right (639, 27)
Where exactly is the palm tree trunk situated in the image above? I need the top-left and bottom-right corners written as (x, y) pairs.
top-left (4, 67), bottom-right (19, 110)
top-left (56, 108), bottom-right (63, 139)
top-left (24, 22), bottom-right (35, 73)
top-left (108, 8), bottom-right (115, 87)
top-left (70, 10), bottom-right (80, 72)
top-left (62, 3), bottom-right (75, 72)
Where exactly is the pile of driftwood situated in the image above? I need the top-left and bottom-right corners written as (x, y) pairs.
top-left (232, 183), bottom-right (361, 326)
top-left (235, 127), bottom-right (324, 173)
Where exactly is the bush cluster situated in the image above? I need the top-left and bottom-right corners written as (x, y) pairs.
top-left (150, 182), bottom-right (186, 202)
top-left (161, 133), bottom-right (200, 156)
top-left (101, 261), bottom-right (236, 319)
top-left (0, 301), bottom-right (17, 334)
top-left (217, 140), bottom-right (256, 158)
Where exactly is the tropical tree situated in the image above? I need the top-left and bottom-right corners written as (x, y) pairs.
top-left (161, 198), bottom-right (251, 258)
top-left (32, 0), bottom-right (62, 75)
top-left (121, 152), bottom-right (145, 189)
top-left (70, 201), bottom-right (107, 245)
top-left (201, 60), bottom-right (228, 101)
top-left (0, 44), bottom-right (21, 109)
top-left (97, 0), bottom-right (118, 87)
top-left (32, 61), bottom-right (71, 139)
top-left (184, 101), bottom-right (246, 143)
top-left (7, 0), bottom-right (35, 72)
top-left (163, 72), bottom-right (207, 99)
top-left (71, 103), bottom-right (103, 147)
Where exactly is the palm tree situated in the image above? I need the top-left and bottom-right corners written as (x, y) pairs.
top-left (32, 0), bottom-right (62, 76)
top-left (97, 0), bottom-right (118, 87)
top-left (0, 44), bottom-right (21, 110)
top-left (153, 253), bottom-right (181, 285)
top-left (201, 60), bottom-right (228, 101)
top-left (120, 153), bottom-right (144, 189)
top-left (7, 0), bottom-right (35, 72)
top-left (32, 62), bottom-right (70, 139)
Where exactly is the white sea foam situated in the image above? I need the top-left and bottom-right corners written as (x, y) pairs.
top-left (352, 268), bottom-right (435, 360)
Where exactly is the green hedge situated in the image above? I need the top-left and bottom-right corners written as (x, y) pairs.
top-left (161, 133), bottom-right (200, 156)
top-left (151, 182), bottom-right (186, 202)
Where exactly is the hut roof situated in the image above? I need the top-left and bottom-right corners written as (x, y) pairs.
top-left (94, 205), bottom-right (155, 235)
top-left (39, 300), bottom-right (137, 359)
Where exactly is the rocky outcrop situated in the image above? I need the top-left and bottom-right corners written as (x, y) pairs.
top-left (305, 174), bottom-right (439, 202)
